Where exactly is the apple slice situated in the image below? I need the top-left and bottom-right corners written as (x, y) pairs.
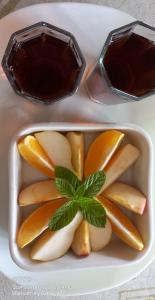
top-left (100, 144), bottom-right (140, 193)
top-left (19, 180), bottom-right (61, 206)
top-left (97, 195), bottom-right (144, 251)
top-left (84, 130), bottom-right (124, 177)
top-left (71, 220), bottom-right (90, 256)
top-left (18, 135), bottom-right (54, 177)
top-left (89, 219), bottom-right (112, 251)
top-left (17, 198), bottom-right (65, 248)
top-left (30, 212), bottom-right (82, 261)
top-left (66, 132), bottom-right (84, 180)
top-left (104, 182), bottom-right (146, 214)
top-left (35, 131), bottom-right (74, 171)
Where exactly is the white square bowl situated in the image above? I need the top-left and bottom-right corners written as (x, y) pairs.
top-left (9, 122), bottom-right (153, 271)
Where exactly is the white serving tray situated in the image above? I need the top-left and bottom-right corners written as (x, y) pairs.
top-left (0, 2), bottom-right (155, 296)
top-left (9, 122), bottom-right (153, 271)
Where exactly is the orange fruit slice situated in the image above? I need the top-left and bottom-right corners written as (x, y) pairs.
top-left (84, 130), bottom-right (124, 177)
top-left (18, 135), bottom-right (54, 177)
top-left (17, 198), bottom-right (65, 248)
top-left (97, 195), bottom-right (144, 251)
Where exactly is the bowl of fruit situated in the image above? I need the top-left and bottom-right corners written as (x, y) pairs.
top-left (9, 122), bottom-right (153, 271)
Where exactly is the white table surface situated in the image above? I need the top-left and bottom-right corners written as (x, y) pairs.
top-left (1, 1), bottom-right (155, 299)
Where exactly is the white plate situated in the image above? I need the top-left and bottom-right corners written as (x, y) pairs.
top-left (9, 122), bottom-right (153, 271)
top-left (0, 2), bottom-right (155, 296)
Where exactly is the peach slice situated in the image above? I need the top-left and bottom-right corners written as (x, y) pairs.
top-left (66, 132), bottom-right (84, 180)
top-left (35, 131), bottom-right (74, 171)
top-left (104, 182), bottom-right (146, 214)
top-left (97, 195), bottom-right (144, 251)
top-left (71, 220), bottom-right (90, 256)
top-left (17, 198), bottom-right (65, 248)
top-left (101, 144), bottom-right (140, 193)
top-left (84, 130), bottom-right (124, 177)
top-left (30, 212), bottom-right (82, 261)
top-left (89, 219), bottom-right (112, 251)
top-left (18, 135), bottom-right (54, 177)
top-left (18, 180), bottom-right (61, 206)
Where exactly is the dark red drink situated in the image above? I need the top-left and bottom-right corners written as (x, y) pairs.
top-left (8, 34), bottom-right (80, 101)
top-left (2, 22), bottom-right (85, 104)
top-left (103, 32), bottom-right (155, 97)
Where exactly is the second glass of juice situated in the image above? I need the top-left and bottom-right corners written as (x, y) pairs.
top-left (86, 21), bottom-right (155, 105)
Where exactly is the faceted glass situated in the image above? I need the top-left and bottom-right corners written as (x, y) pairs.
top-left (2, 22), bottom-right (85, 104)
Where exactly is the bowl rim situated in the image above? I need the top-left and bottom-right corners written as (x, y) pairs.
top-left (8, 122), bottom-right (154, 272)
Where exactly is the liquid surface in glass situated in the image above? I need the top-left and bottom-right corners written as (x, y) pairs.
top-left (103, 32), bottom-right (155, 97)
top-left (8, 33), bottom-right (80, 101)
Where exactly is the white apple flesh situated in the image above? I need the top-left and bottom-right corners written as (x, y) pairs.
top-left (89, 219), bottom-right (112, 251)
top-left (101, 144), bottom-right (140, 192)
top-left (19, 180), bottom-right (61, 206)
top-left (66, 132), bottom-right (84, 180)
top-left (31, 212), bottom-right (82, 261)
top-left (35, 131), bottom-right (74, 171)
top-left (104, 182), bottom-right (146, 214)
top-left (71, 220), bottom-right (90, 256)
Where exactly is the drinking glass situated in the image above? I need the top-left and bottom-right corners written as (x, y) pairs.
top-left (86, 21), bottom-right (155, 105)
top-left (2, 22), bottom-right (85, 104)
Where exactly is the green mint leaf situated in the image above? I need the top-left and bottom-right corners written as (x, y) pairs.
top-left (76, 171), bottom-right (106, 198)
top-left (55, 178), bottom-right (75, 199)
top-left (74, 184), bottom-right (86, 198)
top-left (78, 197), bottom-right (106, 227)
top-left (48, 201), bottom-right (78, 231)
top-left (55, 166), bottom-right (81, 190)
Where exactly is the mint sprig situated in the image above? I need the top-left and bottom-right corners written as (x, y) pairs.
top-left (55, 178), bottom-right (75, 199)
top-left (48, 166), bottom-right (106, 231)
top-left (76, 171), bottom-right (106, 197)
top-left (55, 166), bottom-right (81, 190)
top-left (48, 201), bottom-right (78, 231)
top-left (78, 197), bottom-right (106, 227)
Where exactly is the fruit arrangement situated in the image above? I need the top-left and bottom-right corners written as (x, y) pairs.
top-left (17, 130), bottom-right (146, 262)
